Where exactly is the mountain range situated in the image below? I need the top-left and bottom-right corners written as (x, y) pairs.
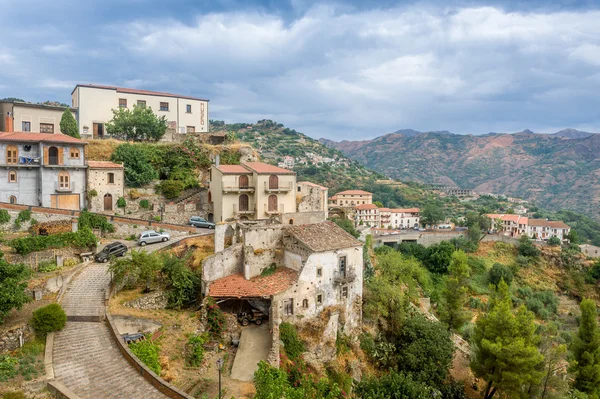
top-left (320, 128), bottom-right (600, 220)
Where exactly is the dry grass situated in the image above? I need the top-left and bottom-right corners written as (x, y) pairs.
top-left (168, 235), bottom-right (214, 271)
top-left (86, 139), bottom-right (122, 161)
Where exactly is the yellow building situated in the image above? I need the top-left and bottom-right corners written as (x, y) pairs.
top-left (328, 190), bottom-right (373, 207)
top-left (209, 162), bottom-right (296, 222)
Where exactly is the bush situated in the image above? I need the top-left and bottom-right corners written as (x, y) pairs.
top-left (548, 236), bottom-right (562, 246)
top-left (0, 210), bottom-right (10, 225)
top-left (489, 263), bottom-right (513, 287)
top-left (31, 304), bottom-right (66, 338)
top-left (187, 333), bottom-right (208, 367)
top-left (205, 297), bottom-right (226, 337)
top-left (128, 189), bottom-right (141, 199)
top-left (157, 180), bottom-right (185, 200)
top-left (129, 339), bottom-right (161, 375)
top-left (38, 260), bottom-right (58, 273)
top-left (0, 253), bottom-right (31, 323)
top-left (78, 211), bottom-right (114, 233)
top-left (9, 228), bottom-right (97, 255)
top-left (162, 255), bottom-right (200, 309)
top-left (16, 210), bottom-right (31, 224)
top-left (3, 392), bottom-right (25, 399)
top-left (139, 199), bottom-right (150, 209)
top-left (518, 235), bottom-right (541, 258)
top-left (116, 197), bottom-right (127, 209)
top-left (279, 322), bottom-right (305, 361)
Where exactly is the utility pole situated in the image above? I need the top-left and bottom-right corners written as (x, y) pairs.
top-left (216, 358), bottom-right (224, 399)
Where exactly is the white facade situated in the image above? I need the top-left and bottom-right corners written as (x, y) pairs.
top-left (72, 84), bottom-right (209, 138)
top-left (355, 204), bottom-right (380, 227)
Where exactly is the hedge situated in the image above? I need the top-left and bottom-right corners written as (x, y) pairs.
top-left (9, 228), bottom-right (97, 255)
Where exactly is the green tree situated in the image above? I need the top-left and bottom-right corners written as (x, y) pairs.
top-left (106, 105), bottom-right (167, 142)
top-left (440, 251), bottom-right (471, 331)
top-left (374, 201), bottom-right (384, 208)
top-left (330, 217), bottom-right (359, 238)
top-left (355, 371), bottom-right (433, 398)
top-left (111, 144), bottom-right (158, 186)
top-left (109, 250), bottom-right (162, 292)
top-left (519, 235), bottom-right (541, 258)
top-left (161, 255), bottom-right (199, 309)
top-left (425, 241), bottom-right (455, 274)
top-left (467, 223), bottom-right (482, 244)
top-left (489, 263), bottom-right (513, 287)
top-left (0, 251), bottom-right (31, 323)
top-left (421, 203), bottom-right (445, 226)
top-left (471, 280), bottom-right (543, 399)
top-left (59, 109), bottom-right (79, 138)
top-left (548, 236), bottom-right (561, 246)
top-left (565, 229), bottom-right (579, 244)
top-left (569, 299), bottom-right (600, 397)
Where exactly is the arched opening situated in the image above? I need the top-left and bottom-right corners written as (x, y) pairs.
top-left (269, 175), bottom-right (278, 190)
top-left (239, 194), bottom-right (249, 212)
top-left (207, 213), bottom-right (214, 223)
top-left (239, 175), bottom-right (249, 189)
top-left (6, 146), bottom-right (18, 164)
top-left (104, 193), bottom-right (113, 211)
top-left (48, 146), bottom-right (59, 165)
top-left (9, 196), bottom-right (16, 204)
top-left (58, 171), bottom-right (70, 189)
top-left (268, 194), bottom-right (277, 212)
top-left (8, 170), bottom-right (17, 183)
top-left (289, 219), bottom-right (294, 225)
top-left (302, 299), bottom-right (308, 309)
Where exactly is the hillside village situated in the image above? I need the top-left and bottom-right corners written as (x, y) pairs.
top-left (0, 85), bottom-right (599, 399)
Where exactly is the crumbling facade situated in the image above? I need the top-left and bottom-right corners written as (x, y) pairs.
top-left (86, 161), bottom-right (124, 213)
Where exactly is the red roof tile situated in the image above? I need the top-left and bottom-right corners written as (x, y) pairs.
top-left (0, 132), bottom-right (86, 144)
top-left (286, 221), bottom-right (363, 252)
top-left (355, 204), bottom-right (378, 210)
top-left (216, 165), bottom-right (251, 174)
top-left (87, 161), bottom-right (123, 169)
top-left (242, 162), bottom-right (295, 175)
top-left (73, 84), bottom-right (209, 102)
top-left (208, 268), bottom-right (298, 298)
top-left (335, 190), bottom-right (373, 195)
top-left (390, 208), bottom-right (420, 213)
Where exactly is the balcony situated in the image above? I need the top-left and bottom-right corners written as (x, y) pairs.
top-left (333, 269), bottom-right (357, 284)
top-left (233, 203), bottom-right (256, 216)
top-left (264, 181), bottom-right (293, 193)
top-left (222, 185), bottom-right (255, 193)
top-left (55, 181), bottom-right (75, 193)
top-left (264, 203), bottom-right (284, 215)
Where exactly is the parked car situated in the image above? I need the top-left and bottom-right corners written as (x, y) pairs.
top-left (95, 242), bottom-right (128, 263)
top-left (189, 216), bottom-right (215, 229)
top-left (138, 230), bottom-right (170, 246)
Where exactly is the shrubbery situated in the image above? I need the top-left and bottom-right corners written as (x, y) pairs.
top-left (30, 304), bottom-right (66, 338)
top-left (162, 255), bottom-right (200, 309)
top-left (186, 333), bottom-right (208, 367)
top-left (78, 211), bottom-right (114, 233)
top-left (139, 199), bottom-right (150, 209)
top-left (0, 210), bottom-right (10, 225)
top-left (9, 228), bottom-right (97, 255)
top-left (0, 252), bottom-right (31, 323)
top-left (279, 322), bottom-right (305, 361)
top-left (205, 297), bottom-right (226, 337)
top-left (489, 263), bottom-right (513, 287)
top-left (156, 180), bottom-right (185, 200)
top-left (128, 338), bottom-right (161, 375)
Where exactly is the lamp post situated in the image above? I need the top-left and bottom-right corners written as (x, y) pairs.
top-left (216, 358), bottom-right (224, 399)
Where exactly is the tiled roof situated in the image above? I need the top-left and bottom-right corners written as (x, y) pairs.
top-left (379, 208), bottom-right (391, 212)
top-left (216, 165), bottom-right (251, 174)
top-left (208, 268), bottom-right (298, 298)
top-left (329, 195), bottom-right (338, 200)
top-left (73, 84), bottom-right (209, 102)
top-left (0, 132), bottom-right (86, 144)
top-left (242, 162), bottom-right (296, 175)
top-left (87, 161), bottom-right (123, 169)
top-left (529, 219), bottom-right (570, 229)
top-left (355, 204), bottom-right (378, 210)
top-left (391, 208), bottom-right (420, 213)
top-left (335, 190), bottom-right (373, 195)
top-left (548, 221), bottom-right (570, 229)
top-left (286, 221), bottom-right (363, 252)
top-left (298, 181), bottom-right (328, 190)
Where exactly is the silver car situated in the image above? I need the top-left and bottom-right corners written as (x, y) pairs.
top-left (138, 230), bottom-right (170, 246)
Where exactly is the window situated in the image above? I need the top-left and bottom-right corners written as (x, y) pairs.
top-left (48, 146), bottom-right (59, 165)
top-left (239, 175), bottom-right (249, 189)
top-left (160, 102), bottom-right (169, 111)
top-left (302, 299), bottom-right (308, 309)
top-left (9, 196), bottom-right (16, 204)
top-left (238, 194), bottom-right (249, 212)
top-left (186, 104), bottom-right (192, 113)
top-left (338, 256), bottom-right (347, 276)
top-left (22, 121), bottom-right (31, 132)
top-left (137, 100), bottom-right (146, 108)
top-left (316, 294), bottom-right (323, 305)
top-left (6, 146), bottom-right (18, 164)
top-left (269, 175), bottom-right (279, 189)
top-left (69, 147), bottom-right (80, 158)
top-left (284, 299), bottom-right (294, 316)
top-left (297, 186), bottom-right (301, 192)
top-left (108, 172), bottom-right (115, 184)
top-left (186, 126), bottom-right (195, 133)
top-left (268, 194), bottom-right (278, 212)
top-left (8, 170), bottom-right (17, 183)
top-left (119, 98), bottom-right (127, 108)
top-left (58, 171), bottom-right (70, 189)
top-left (342, 286), bottom-right (348, 298)
top-left (317, 268), bottom-right (322, 277)
top-left (40, 123), bottom-right (54, 133)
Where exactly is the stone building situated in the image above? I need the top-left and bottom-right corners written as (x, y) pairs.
top-left (0, 100), bottom-right (76, 134)
top-left (580, 244), bottom-right (600, 259)
top-left (86, 161), bottom-right (124, 213)
top-left (0, 132), bottom-right (86, 210)
top-left (328, 190), bottom-right (372, 208)
top-left (297, 181), bottom-right (328, 219)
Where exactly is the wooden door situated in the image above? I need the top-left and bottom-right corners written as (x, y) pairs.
top-left (104, 194), bottom-right (113, 211)
top-left (93, 123), bottom-right (99, 139)
top-left (239, 175), bottom-right (249, 188)
top-left (239, 194), bottom-right (248, 212)
top-left (52, 194), bottom-right (80, 210)
top-left (269, 175), bottom-right (278, 189)
top-left (268, 195), bottom-right (277, 212)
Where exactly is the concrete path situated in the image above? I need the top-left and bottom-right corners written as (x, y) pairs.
top-left (230, 325), bottom-right (271, 382)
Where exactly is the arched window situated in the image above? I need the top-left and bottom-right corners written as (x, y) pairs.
top-left (289, 219), bottom-right (294, 225)
top-left (104, 193), bottom-right (113, 211)
top-left (58, 171), bottom-right (70, 189)
top-left (9, 196), bottom-right (16, 204)
top-left (48, 146), bottom-right (59, 165)
top-left (269, 175), bottom-right (278, 189)
top-left (239, 175), bottom-right (249, 189)
top-left (302, 299), bottom-right (308, 309)
top-left (6, 146), bottom-right (18, 164)
top-left (69, 147), bottom-right (80, 158)
top-left (268, 194), bottom-right (277, 212)
top-left (239, 194), bottom-right (249, 212)
top-left (8, 170), bottom-right (17, 183)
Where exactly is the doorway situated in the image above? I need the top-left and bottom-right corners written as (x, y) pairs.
top-left (104, 193), bottom-right (113, 211)
top-left (93, 123), bottom-right (104, 139)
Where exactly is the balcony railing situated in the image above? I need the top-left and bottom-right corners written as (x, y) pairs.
top-left (222, 185), bottom-right (255, 193)
top-left (333, 269), bottom-right (357, 284)
top-left (233, 203), bottom-right (256, 215)
top-left (265, 203), bottom-right (284, 215)
top-left (264, 181), bottom-right (293, 193)
top-left (55, 181), bottom-right (75, 193)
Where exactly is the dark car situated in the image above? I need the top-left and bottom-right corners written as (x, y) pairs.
top-left (189, 216), bottom-right (215, 229)
top-left (95, 242), bottom-right (128, 263)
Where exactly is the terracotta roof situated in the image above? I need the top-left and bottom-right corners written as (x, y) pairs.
top-left (0, 132), bottom-right (86, 145)
top-left (286, 221), bottom-right (362, 252)
top-left (379, 208), bottom-right (391, 212)
top-left (355, 204), bottom-right (378, 210)
top-left (242, 162), bottom-right (296, 175)
top-left (548, 221), bottom-right (570, 229)
top-left (519, 217), bottom-right (529, 225)
top-left (216, 165), bottom-right (251, 174)
top-left (73, 84), bottom-right (209, 102)
top-left (208, 268), bottom-right (298, 298)
top-left (335, 190), bottom-right (373, 196)
top-left (390, 208), bottom-right (420, 213)
top-left (329, 195), bottom-right (338, 200)
top-left (298, 181), bottom-right (328, 190)
top-left (87, 161), bottom-right (123, 169)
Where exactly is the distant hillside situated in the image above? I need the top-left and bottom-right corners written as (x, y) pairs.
top-left (321, 129), bottom-right (600, 221)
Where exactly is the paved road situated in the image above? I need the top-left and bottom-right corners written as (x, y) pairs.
top-left (230, 325), bottom-right (271, 381)
top-left (53, 234), bottom-right (211, 398)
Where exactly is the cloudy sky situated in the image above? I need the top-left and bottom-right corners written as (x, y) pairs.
top-left (1, 0), bottom-right (600, 139)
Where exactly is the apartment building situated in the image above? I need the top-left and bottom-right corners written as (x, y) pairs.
top-left (0, 132), bottom-right (86, 210)
top-left (209, 162), bottom-right (297, 222)
top-left (390, 208), bottom-right (420, 229)
top-left (71, 84), bottom-right (209, 138)
top-left (486, 214), bottom-right (570, 241)
top-left (328, 190), bottom-right (373, 207)
top-left (0, 101), bottom-right (76, 134)
top-left (359, 205), bottom-right (420, 229)
top-left (355, 204), bottom-right (380, 227)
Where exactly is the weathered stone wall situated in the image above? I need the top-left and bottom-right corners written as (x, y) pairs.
top-left (0, 325), bottom-right (29, 352)
top-left (281, 211), bottom-right (326, 226)
top-left (202, 243), bottom-right (243, 284)
top-left (417, 231), bottom-right (465, 246)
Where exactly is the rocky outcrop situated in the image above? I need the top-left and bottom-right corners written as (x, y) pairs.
top-left (125, 291), bottom-right (169, 310)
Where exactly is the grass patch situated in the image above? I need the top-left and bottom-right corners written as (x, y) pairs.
top-left (129, 338), bottom-right (161, 375)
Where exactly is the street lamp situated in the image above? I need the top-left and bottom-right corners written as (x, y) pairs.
top-left (216, 358), bottom-right (224, 399)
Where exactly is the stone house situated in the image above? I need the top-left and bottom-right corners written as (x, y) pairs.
top-left (296, 181), bottom-right (328, 219)
top-left (580, 244), bottom-right (600, 259)
top-left (0, 132), bottom-right (86, 210)
top-left (86, 161), bottom-right (124, 213)
top-left (328, 190), bottom-right (373, 208)
top-left (0, 100), bottom-right (76, 134)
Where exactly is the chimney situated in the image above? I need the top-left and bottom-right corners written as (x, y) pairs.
top-left (244, 263), bottom-right (250, 280)
top-left (215, 154), bottom-right (220, 168)
top-left (5, 112), bottom-right (13, 132)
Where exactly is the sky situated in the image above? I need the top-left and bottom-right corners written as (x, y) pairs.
top-left (1, 0), bottom-right (600, 140)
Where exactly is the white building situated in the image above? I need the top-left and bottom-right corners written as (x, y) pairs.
top-left (71, 84), bottom-right (209, 139)
top-left (0, 101), bottom-right (76, 134)
top-left (389, 208), bottom-right (420, 229)
top-left (355, 203), bottom-right (380, 227)
top-left (527, 219), bottom-right (570, 241)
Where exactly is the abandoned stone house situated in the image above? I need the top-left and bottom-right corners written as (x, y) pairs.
top-left (86, 161), bottom-right (125, 213)
top-left (296, 181), bottom-right (328, 219)
top-left (203, 220), bottom-right (364, 348)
